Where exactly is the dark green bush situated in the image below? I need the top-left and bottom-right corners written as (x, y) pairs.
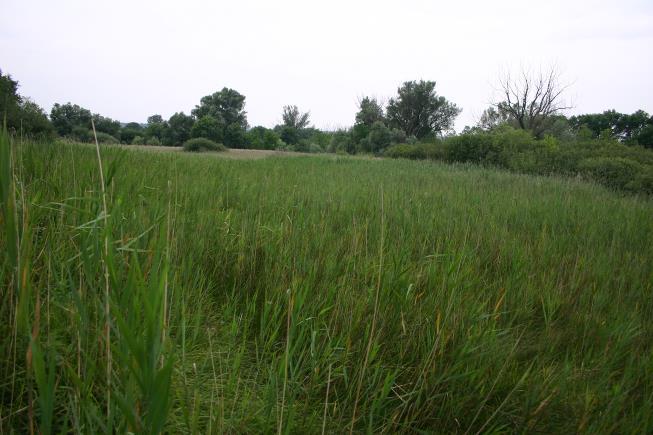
top-left (94, 132), bottom-right (120, 144)
top-left (384, 144), bottom-right (422, 159)
top-left (382, 126), bottom-right (653, 195)
top-left (307, 143), bottom-right (324, 153)
top-left (577, 157), bottom-right (643, 191)
top-left (183, 137), bottom-right (226, 152)
top-left (383, 143), bottom-right (443, 160)
top-left (630, 167), bottom-right (653, 194)
top-left (445, 133), bottom-right (503, 164)
top-left (131, 136), bottom-right (145, 145)
top-left (120, 127), bottom-right (142, 144)
top-left (71, 126), bottom-right (92, 142)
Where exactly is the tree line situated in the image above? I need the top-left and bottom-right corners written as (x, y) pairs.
top-left (1, 67), bottom-right (652, 153)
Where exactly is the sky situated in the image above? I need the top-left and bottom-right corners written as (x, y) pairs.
top-left (1, 0), bottom-right (652, 131)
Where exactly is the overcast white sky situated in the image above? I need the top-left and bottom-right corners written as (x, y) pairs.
top-left (1, 0), bottom-right (652, 131)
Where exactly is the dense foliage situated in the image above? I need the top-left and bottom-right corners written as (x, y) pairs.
top-left (385, 126), bottom-right (653, 194)
top-left (386, 80), bottom-right (461, 138)
top-left (569, 109), bottom-right (653, 147)
top-left (0, 69), bottom-right (54, 139)
top-left (182, 137), bottom-right (226, 152)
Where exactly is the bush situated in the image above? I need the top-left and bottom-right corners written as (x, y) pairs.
top-left (384, 144), bottom-right (426, 160)
top-left (384, 143), bottom-right (446, 160)
top-left (630, 167), bottom-right (653, 194)
top-left (329, 130), bottom-right (355, 154)
top-left (94, 132), bottom-right (120, 144)
top-left (445, 133), bottom-right (503, 164)
top-left (132, 136), bottom-right (145, 145)
top-left (275, 140), bottom-right (295, 152)
top-left (307, 143), bottom-right (324, 153)
top-left (148, 136), bottom-right (161, 146)
top-left (577, 157), bottom-right (643, 191)
top-left (381, 126), bottom-right (653, 195)
top-left (71, 126), bottom-right (92, 142)
top-left (183, 137), bottom-right (226, 152)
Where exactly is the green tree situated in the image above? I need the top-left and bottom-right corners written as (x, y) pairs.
top-left (636, 124), bottom-right (653, 149)
top-left (276, 105), bottom-right (311, 146)
top-left (191, 116), bottom-right (223, 143)
top-left (0, 70), bottom-right (20, 123)
top-left (192, 88), bottom-right (247, 147)
top-left (355, 97), bottom-right (385, 127)
top-left (120, 127), bottom-right (142, 144)
top-left (144, 114), bottom-right (168, 142)
top-left (570, 110), bottom-right (652, 145)
top-left (569, 110), bottom-right (622, 138)
top-left (352, 97), bottom-right (386, 146)
top-left (246, 126), bottom-right (279, 150)
top-left (124, 122), bottom-right (143, 130)
top-left (147, 114), bottom-right (164, 124)
top-left (277, 125), bottom-right (300, 146)
top-left (329, 129), bottom-right (355, 154)
top-left (477, 106), bottom-right (510, 131)
top-left (92, 114), bottom-right (121, 137)
top-left (281, 105), bottom-right (310, 129)
top-left (365, 121), bottom-right (392, 153)
top-left (616, 110), bottom-right (650, 143)
top-left (165, 112), bottom-right (194, 146)
top-left (224, 123), bottom-right (245, 148)
top-left (11, 97), bottom-right (55, 138)
top-left (50, 103), bottom-right (92, 136)
top-left (386, 80), bottom-right (460, 138)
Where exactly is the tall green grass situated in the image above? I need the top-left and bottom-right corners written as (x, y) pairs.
top-left (1, 132), bottom-right (652, 433)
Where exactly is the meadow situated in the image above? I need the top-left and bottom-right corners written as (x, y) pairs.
top-left (1, 134), bottom-right (653, 433)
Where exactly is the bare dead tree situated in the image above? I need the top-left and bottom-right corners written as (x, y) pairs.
top-left (493, 66), bottom-right (572, 137)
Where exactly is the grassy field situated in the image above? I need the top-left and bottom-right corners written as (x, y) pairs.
top-left (1, 135), bottom-right (653, 433)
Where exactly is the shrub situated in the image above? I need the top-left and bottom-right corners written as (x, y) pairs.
top-left (445, 133), bottom-right (501, 164)
top-left (384, 143), bottom-right (446, 160)
top-left (630, 166), bottom-right (653, 194)
top-left (94, 132), bottom-right (120, 144)
top-left (275, 140), bottom-right (295, 152)
top-left (577, 157), bottom-right (642, 191)
top-left (384, 144), bottom-right (426, 160)
top-left (307, 143), bottom-right (324, 153)
top-left (148, 136), bottom-right (161, 146)
top-left (329, 130), bottom-right (355, 154)
top-left (71, 126), bottom-right (92, 142)
top-left (120, 127), bottom-right (142, 144)
top-left (132, 136), bottom-right (145, 145)
top-left (182, 137), bottom-right (226, 152)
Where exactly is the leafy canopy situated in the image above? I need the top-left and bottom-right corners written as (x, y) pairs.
top-left (386, 80), bottom-right (460, 139)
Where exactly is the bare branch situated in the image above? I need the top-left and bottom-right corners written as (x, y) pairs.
top-left (492, 65), bottom-right (572, 137)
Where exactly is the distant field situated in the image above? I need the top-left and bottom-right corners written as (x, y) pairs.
top-left (2, 139), bottom-right (652, 433)
top-left (97, 143), bottom-right (312, 159)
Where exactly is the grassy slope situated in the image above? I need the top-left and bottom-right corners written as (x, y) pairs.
top-left (1, 140), bottom-right (653, 433)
